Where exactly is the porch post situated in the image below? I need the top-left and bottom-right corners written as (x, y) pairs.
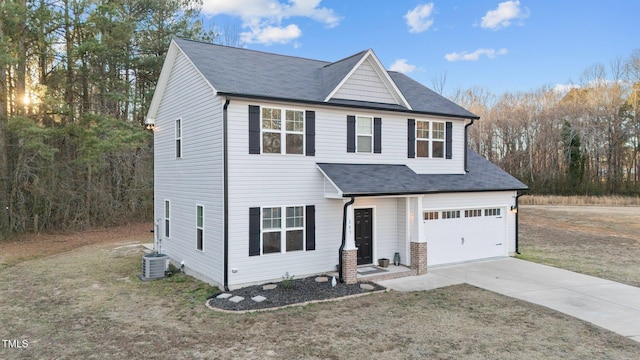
top-left (344, 203), bottom-right (356, 250)
top-left (341, 199), bottom-right (358, 284)
top-left (410, 196), bottom-right (427, 275)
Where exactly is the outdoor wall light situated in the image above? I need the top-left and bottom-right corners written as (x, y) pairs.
top-left (510, 205), bottom-right (518, 213)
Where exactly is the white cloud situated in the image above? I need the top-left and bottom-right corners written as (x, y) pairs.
top-left (404, 3), bottom-right (435, 33)
top-left (241, 24), bottom-right (302, 45)
top-left (445, 48), bottom-right (508, 62)
top-left (553, 83), bottom-right (580, 94)
top-left (201, 0), bottom-right (340, 45)
top-left (389, 59), bottom-right (417, 74)
top-left (480, 0), bottom-right (529, 30)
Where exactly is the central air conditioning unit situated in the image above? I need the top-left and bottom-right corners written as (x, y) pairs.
top-left (141, 253), bottom-right (168, 280)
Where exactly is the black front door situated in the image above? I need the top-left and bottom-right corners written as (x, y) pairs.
top-left (354, 208), bottom-right (373, 265)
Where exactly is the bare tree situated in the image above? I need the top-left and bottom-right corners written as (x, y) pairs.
top-left (430, 71), bottom-right (447, 95)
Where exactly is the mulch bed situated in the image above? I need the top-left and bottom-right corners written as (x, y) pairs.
top-left (207, 276), bottom-right (386, 312)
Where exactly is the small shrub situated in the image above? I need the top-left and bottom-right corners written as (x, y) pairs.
top-left (281, 272), bottom-right (295, 289)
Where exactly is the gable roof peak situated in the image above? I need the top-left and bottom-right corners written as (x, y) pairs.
top-left (323, 48), bottom-right (412, 109)
top-left (150, 38), bottom-right (478, 119)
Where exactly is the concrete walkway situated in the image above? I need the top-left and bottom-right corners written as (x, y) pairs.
top-left (377, 258), bottom-right (640, 343)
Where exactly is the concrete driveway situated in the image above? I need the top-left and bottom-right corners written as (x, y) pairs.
top-left (377, 258), bottom-right (640, 343)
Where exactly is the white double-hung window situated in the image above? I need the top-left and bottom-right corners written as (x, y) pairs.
top-left (261, 206), bottom-right (305, 254)
top-left (261, 108), bottom-right (304, 154)
top-left (416, 120), bottom-right (445, 158)
top-left (356, 116), bottom-right (373, 153)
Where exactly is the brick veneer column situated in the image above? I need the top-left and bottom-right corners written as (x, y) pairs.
top-left (410, 242), bottom-right (427, 275)
top-left (341, 249), bottom-right (358, 284)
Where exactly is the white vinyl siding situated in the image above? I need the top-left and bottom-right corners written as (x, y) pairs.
top-left (224, 99), bottom-right (470, 286)
top-left (153, 47), bottom-right (510, 289)
top-left (153, 49), bottom-right (224, 286)
top-left (231, 99), bottom-right (466, 174)
top-left (333, 57), bottom-right (399, 105)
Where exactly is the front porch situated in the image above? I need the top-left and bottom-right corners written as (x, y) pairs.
top-left (339, 241), bottom-right (427, 284)
top-left (327, 264), bottom-right (415, 283)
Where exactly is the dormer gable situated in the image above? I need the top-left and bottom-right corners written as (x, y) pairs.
top-left (324, 49), bottom-right (412, 109)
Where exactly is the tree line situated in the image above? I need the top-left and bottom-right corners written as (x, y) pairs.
top-left (449, 52), bottom-right (640, 196)
top-left (0, 0), bottom-right (236, 238)
top-left (1, 1), bottom-right (637, 238)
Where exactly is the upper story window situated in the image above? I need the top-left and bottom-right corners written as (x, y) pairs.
top-left (356, 116), bottom-right (373, 153)
top-left (249, 105), bottom-right (315, 156)
top-left (416, 120), bottom-right (444, 158)
top-left (175, 119), bottom-right (182, 158)
top-left (261, 107), bottom-right (304, 154)
top-left (347, 115), bottom-right (381, 153)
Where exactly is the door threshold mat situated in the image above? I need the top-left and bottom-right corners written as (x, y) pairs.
top-left (357, 266), bottom-right (388, 275)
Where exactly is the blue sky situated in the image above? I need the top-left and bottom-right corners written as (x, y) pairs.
top-left (199, 1), bottom-right (637, 95)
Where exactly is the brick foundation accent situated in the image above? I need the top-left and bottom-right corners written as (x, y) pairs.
top-left (341, 249), bottom-right (358, 284)
top-left (410, 242), bottom-right (427, 275)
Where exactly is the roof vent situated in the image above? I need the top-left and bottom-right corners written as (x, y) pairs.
top-left (141, 253), bottom-right (168, 280)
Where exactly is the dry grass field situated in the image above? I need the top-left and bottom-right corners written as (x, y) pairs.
top-left (1, 209), bottom-right (640, 359)
top-left (518, 205), bottom-right (640, 287)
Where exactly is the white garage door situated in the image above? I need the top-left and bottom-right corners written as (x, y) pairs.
top-left (424, 207), bottom-right (507, 266)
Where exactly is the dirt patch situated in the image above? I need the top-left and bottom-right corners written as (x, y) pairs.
top-left (0, 222), bottom-right (153, 271)
top-left (518, 205), bottom-right (640, 287)
top-left (1, 228), bottom-right (639, 359)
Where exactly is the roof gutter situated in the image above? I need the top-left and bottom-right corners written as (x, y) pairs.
top-left (464, 118), bottom-right (475, 173)
top-left (218, 92), bottom-right (480, 121)
top-left (338, 197), bottom-right (355, 283)
top-left (223, 97), bottom-right (230, 292)
top-left (340, 187), bottom-right (529, 198)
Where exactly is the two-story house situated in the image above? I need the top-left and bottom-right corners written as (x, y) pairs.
top-left (146, 38), bottom-right (528, 290)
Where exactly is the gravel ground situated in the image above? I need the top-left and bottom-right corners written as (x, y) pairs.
top-left (207, 276), bottom-right (385, 311)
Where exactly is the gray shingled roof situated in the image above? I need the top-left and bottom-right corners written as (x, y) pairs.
top-left (317, 149), bottom-right (528, 197)
top-left (173, 38), bottom-right (478, 119)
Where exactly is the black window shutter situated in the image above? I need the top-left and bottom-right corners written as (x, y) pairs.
top-left (305, 110), bottom-right (315, 156)
top-left (407, 119), bottom-right (415, 158)
top-left (248, 105), bottom-right (260, 154)
top-left (305, 205), bottom-right (315, 251)
top-left (346, 115), bottom-right (356, 153)
top-left (249, 207), bottom-right (260, 256)
top-left (373, 117), bottom-right (382, 153)
top-left (445, 121), bottom-right (453, 159)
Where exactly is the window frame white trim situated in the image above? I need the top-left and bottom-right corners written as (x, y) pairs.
top-left (260, 107), bottom-right (305, 155)
top-left (164, 199), bottom-right (171, 239)
top-left (416, 120), bottom-right (445, 158)
top-left (175, 118), bottom-right (182, 159)
top-left (355, 115), bottom-right (373, 153)
top-left (196, 204), bottom-right (204, 252)
top-left (260, 205), bottom-right (307, 255)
